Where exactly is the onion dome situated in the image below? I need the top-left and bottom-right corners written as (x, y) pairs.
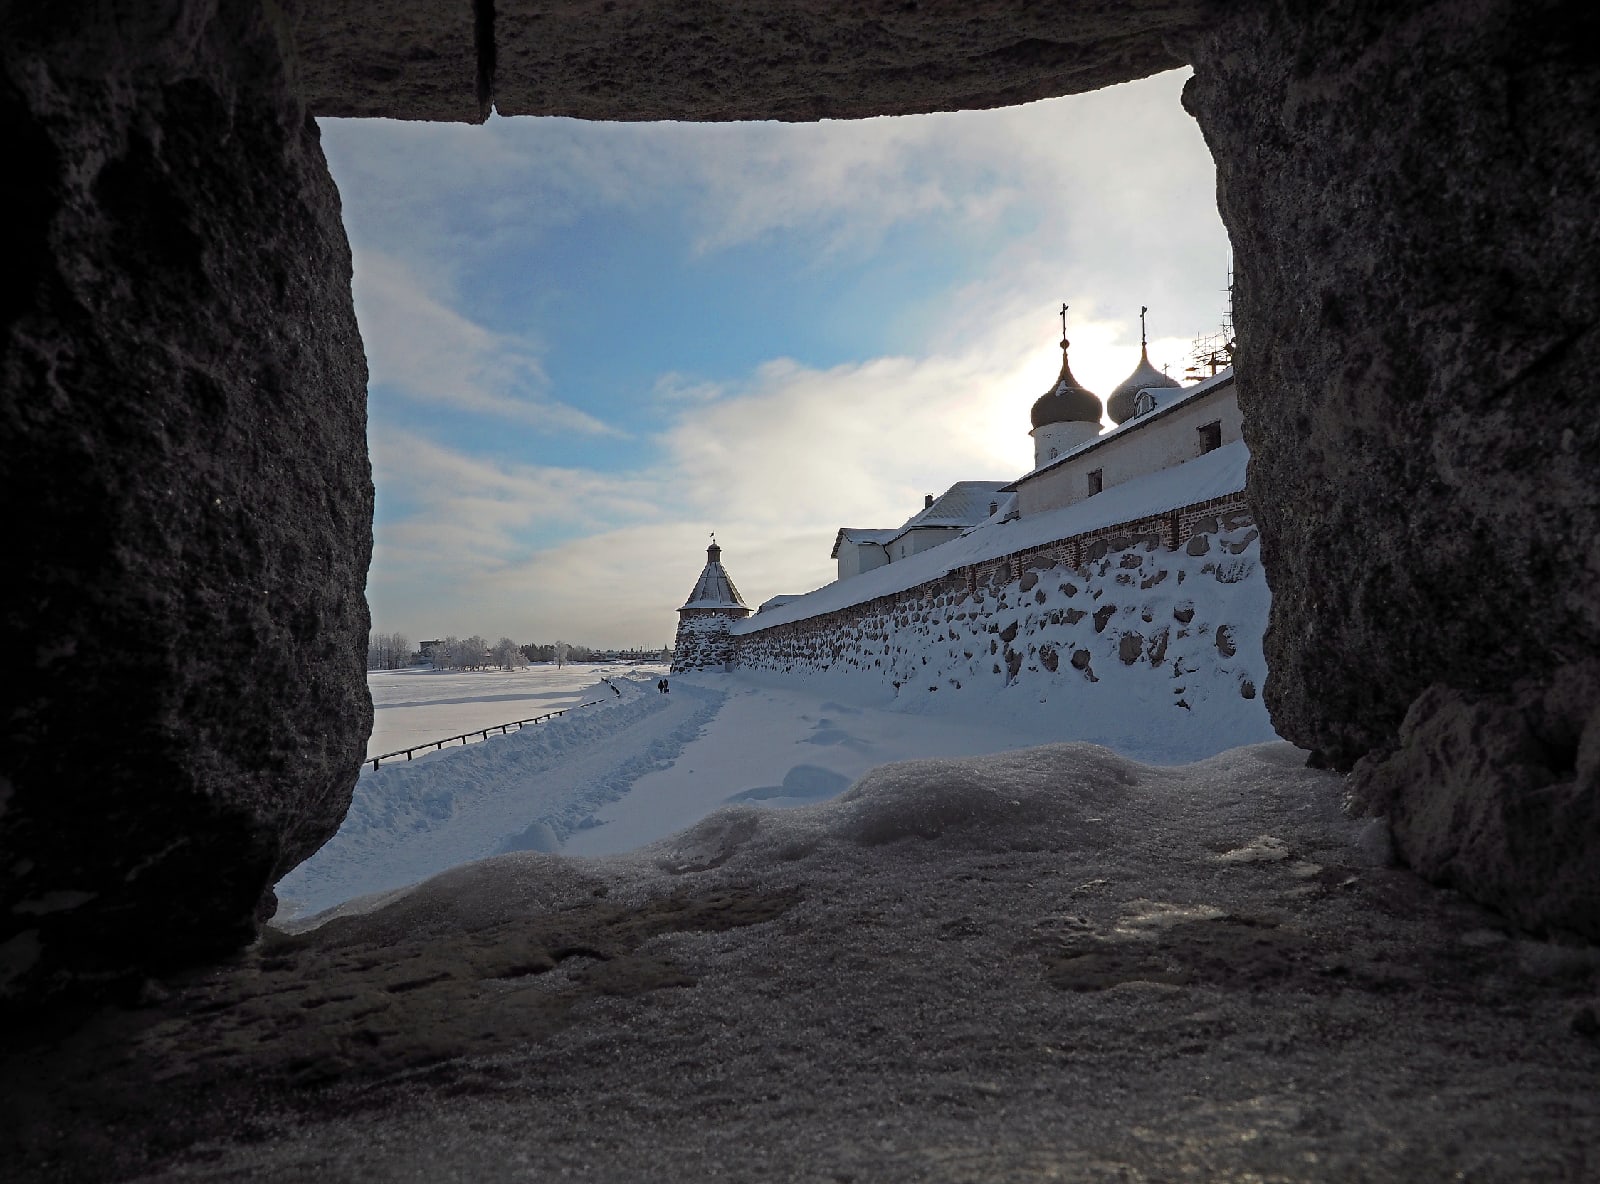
top-left (1107, 344), bottom-right (1182, 424)
top-left (1029, 339), bottom-right (1102, 429)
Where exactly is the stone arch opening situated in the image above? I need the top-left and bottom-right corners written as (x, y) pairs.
top-left (4, 0), bottom-right (1597, 1014)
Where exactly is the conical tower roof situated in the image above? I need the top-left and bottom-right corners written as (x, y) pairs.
top-left (1030, 338), bottom-right (1102, 429)
top-left (1107, 344), bottom-right (1182, 424)
top-left (680, 538), bottom-right (748, 612)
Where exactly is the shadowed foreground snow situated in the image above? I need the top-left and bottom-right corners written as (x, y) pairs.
top-left (12, 742), bottom-right (1596, 1181)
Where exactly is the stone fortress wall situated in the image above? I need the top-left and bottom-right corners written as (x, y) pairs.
top-left (727, 493), bottom-right (1258, 706)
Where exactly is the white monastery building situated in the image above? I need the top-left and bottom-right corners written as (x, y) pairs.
top-left (829, 305), bottom-right (1243, 578)
top-left (832, 481), bottom-right (1012, 582)
top-left (671, 306), bottom-right (1246, 669)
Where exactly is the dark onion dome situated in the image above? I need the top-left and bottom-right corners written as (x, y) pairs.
top-left (1106, 344), bottom-right (1183, 425)
top-left (1029, 339), bottom-right (1103, 429)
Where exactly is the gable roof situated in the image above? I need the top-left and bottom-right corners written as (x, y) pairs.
top-left (831, 482), bottom-right (1009, 558)
top-left (894, 481), bottom-right (1010, 534)
top-left (831, 527), bottom-right (900, 559)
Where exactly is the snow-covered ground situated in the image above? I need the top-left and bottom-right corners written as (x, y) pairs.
top-left (89, 738), bottom-right (1600, 1182)
top-left (280, 644), bottom-right (1277, 921)
top-left (364, 662), bottom-right (668, 759)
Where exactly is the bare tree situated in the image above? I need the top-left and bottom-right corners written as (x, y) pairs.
top-left (367, 631), bottom-right (412, 670)
top-left (434, 635), bottom-right (461, 669)
top-left (554, 639), bottom-right (569, 669)
top-left (492, 637), bottom-right (521, 670)
top-left (461, 635), bottom-right (489, 670)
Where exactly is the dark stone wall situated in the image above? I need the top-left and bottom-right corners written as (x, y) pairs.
top-left (296, 0), bottom-right (1207, 122)
top-left (1185, 0), bottom-right (1600, 934)
top-left (5, 0), bottom-right (1597, 1008)
top-left (0, 1), bottom-right (373, 1006)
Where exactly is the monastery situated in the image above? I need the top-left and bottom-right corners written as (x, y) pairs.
top-left (673, 308), bottom-right (1244, 671)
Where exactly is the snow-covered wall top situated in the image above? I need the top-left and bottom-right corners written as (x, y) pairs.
top-left (737, 440), bottom-right (1248, 634)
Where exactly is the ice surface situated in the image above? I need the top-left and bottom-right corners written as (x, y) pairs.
top-left (364, 662), bottom-right (667, 759)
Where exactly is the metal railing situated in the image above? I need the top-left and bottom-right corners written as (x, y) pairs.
top-left (366, 699), bottom-right (607, 771)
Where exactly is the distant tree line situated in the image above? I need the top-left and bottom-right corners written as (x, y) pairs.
top-left (520, 640), bottom-right (590, 667)
top-left (371, 633), bottom-right (668, 672)
top-left (367, 632), bottom-right (412, 670)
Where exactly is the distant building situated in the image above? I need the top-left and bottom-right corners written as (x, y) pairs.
top-left (671, 537), bottom-right (751, 672)
top-left (831, 481), bottom-right (1011, 582)
top-left (1007, 367), bottom-right (1239, 518)
top-left (830, 308), bottom-right (1242, 577)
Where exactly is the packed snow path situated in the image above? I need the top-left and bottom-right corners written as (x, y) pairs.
top-left (277, 679), bottom-right (724, 918)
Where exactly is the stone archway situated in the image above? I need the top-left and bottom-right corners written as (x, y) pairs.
top-left (3, 0), bottom-right (1595, 1010)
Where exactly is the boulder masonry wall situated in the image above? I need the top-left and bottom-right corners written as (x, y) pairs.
top-left (733, 500), bottom-right (1267, 750)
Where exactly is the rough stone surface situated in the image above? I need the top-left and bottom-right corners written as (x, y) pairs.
top-left (1184, 0), bottom-right (1600, 770)
top-left (489, 0), bottom-right (1199, 121)
top-left (2, 744), bottom-right (1595, 1181)
top-left (1350, 662), bottom-right (1600, 939)
top-left (287, 0), bottom-right (484, 122)
top-left (0, 1), bottom-right (374, 1008)
top-left (671, 611), bottom-right (739, 672)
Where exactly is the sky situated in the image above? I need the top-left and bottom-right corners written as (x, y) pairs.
top-left (329, 67), bottom-right (1232, 650)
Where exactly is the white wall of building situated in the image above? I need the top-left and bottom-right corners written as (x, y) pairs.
top-left (837, 541), bottom-right (890, 581)
top-left (1018, 382), bottom-right (1242, 518)
top-left (1030, 419), bottom-right (1101, 470)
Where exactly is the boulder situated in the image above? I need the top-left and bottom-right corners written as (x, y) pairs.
top-left (1185, 0), bottom-right (1600, 933)
top-left (1185, 0), bottom-right (1600, 769)
top-left (1, 0), bottom-right (373, 1008)
top-left (1349, 663), bottom-right (1600, 939)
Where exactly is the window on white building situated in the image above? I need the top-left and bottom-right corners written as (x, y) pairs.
top-left (1087, 469), bottom-right (1103, 496)
top-left (1198, 421), bottom-right (1223, 454)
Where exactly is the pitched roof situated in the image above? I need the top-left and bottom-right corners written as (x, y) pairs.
top-left (831, 527), bottom-right (900, 559)
top-left (679, 541), bottom-right (748, 611)
top-left (896, 481), bottom-right (1010, 532)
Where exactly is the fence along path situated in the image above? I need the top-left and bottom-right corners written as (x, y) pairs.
top-left (367, 699), bottom-right (608, 770)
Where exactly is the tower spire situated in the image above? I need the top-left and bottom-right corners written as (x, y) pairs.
top-left (1059, 302), bottom-right (1069, 350)
top-left (1140, 305), bottom-right (1148, 349)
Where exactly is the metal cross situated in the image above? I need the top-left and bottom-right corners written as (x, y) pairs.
top-left (1140, 305), bottom-right (1148, 347)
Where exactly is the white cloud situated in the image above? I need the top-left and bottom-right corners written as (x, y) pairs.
top-left (351, 69), bottom-right (1236, 645)
top-left (352, 251), bottom-right (617, 434)
top-left (368, 321), bottom-right (1053, 643)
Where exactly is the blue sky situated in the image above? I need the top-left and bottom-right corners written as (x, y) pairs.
top-left (330, 68), bottom-right (1230, 649)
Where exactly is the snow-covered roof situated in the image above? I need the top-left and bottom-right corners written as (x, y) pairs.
top-left (756, 594), bottom-right (805, 614)
top-left (1008, 367), bottom-right (1235, 489)
top-left (737, 438), bottom-right (1248, 634)
top-left (831, 528), bottom-right (900, 559)
top-left (680, 541), bottom-right (748, 612)
top-left (893, 481), bottom-right (1010, 535)
top-left (832, 482), bottom-right (1009, 557)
